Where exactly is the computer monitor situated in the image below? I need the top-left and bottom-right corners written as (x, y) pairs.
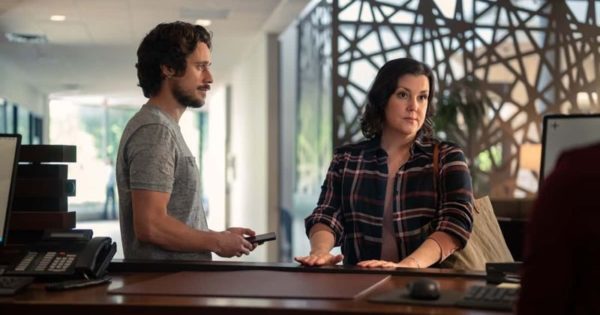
top-left (540, 114), bottom-right (600, 185)
top-left (0, 134), bottom-right (21, 246)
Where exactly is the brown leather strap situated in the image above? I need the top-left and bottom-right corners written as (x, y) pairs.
top-left (433, 143), bottom-right (439, 193)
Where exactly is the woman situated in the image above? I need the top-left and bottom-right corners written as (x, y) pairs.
top-left (295, 58), bottom-right (474, 268)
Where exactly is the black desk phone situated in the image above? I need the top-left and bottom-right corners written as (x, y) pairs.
top-left (6, 231), bottom-right (116, 280)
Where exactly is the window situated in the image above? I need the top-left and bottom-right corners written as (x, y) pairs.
top-left (30, 114), bottom-right (43, 144)
top-left (106, 107), bottom-right (138, 161)
top-left (0, 98), bottom-right (6, 133)
top-left (6, 103), bottom-right (15, 134)
top-left (16, 106), bottom-right (30, 144)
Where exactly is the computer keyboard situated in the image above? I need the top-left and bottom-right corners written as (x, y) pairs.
top-left (455, 285), bottom-right (519, 312)
top-left (0, 276), bottom-right (35, 296)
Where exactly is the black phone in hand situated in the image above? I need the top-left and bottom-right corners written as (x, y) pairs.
top-left (244, 232), bottom-right (276, 244)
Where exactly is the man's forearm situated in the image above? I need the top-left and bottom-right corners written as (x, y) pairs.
top-left (135, 213), bottom-right (218, 252)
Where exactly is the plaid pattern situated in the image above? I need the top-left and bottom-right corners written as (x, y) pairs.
top-left (305, 137), bottom-right (474, 265)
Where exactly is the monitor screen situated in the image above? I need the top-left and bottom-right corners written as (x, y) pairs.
top-left (540, 114), bottom-right (600, 184)
top-left (0, 134), bottom-right (20, 246)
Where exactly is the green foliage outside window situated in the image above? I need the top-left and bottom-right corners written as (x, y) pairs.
top-left (79, 106), bottom-right (136, 162)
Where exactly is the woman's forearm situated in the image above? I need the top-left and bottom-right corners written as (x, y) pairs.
top-left (308, 223), bottom-right (336, 254)
top-left (401, 231), bottom-right (460, 268)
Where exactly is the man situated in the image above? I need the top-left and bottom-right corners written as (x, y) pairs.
top-left (517, 142), bottom-right (600, 315)
top-left (116, 21), bottom-right (255, 260)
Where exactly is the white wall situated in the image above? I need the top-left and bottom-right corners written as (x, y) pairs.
top-left (204, 86), bottom-right (227, 233)
top-left (223, 34), bottom-right (271, 262)
top-left (0, 59), bottom-right (45, 115)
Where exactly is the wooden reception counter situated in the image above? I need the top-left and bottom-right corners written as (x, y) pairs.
top-left (0, 260), bottom-right (513, 315)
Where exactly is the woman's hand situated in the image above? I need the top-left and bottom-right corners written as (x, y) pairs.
top-left (357, 260), bottom-right (399, 269)
top-left (294, 252), bottom-right (344, 266)
top-left (357, 258), bottom-right (420, 269)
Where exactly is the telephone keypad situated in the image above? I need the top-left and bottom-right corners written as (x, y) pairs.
top-left (47, 253), bottom-right (76, 272)
top-left (14, 252), bottom-right (38, 271)
top-left (16, 251), bottom-right (77, 273)
top-left (34, 252), bottom-right (57, 271)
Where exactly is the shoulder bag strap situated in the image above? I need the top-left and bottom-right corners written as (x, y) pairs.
top-left (433, 142), bottom-right (439, 193)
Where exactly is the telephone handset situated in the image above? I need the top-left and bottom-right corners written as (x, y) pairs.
top-left (75, 237), bottom-right (116, 279)
top-left (7, 237), bottom-right (117, 280)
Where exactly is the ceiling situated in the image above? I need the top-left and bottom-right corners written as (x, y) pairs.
top-left (0, 0), bottom-right (310, 105)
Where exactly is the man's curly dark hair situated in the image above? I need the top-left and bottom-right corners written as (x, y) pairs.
top-left (136, 21), bottom-right (212, 98)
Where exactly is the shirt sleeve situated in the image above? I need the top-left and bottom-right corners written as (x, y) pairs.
top-left (304, 151), bottom-right (346, 246)
top-left (434, 144), bottom-right (474, 248)
top-left (125, 124), bottom-right (177, 193)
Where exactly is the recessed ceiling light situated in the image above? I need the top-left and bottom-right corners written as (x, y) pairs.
top-left (50, 15), bottom-right (66, 22)
top-left (195, 19), bottom-right (212, 27)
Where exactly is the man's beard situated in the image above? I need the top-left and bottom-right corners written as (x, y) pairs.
top-left (173, 84), bottom-right (204, 108)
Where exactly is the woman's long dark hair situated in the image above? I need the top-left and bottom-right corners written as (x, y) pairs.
top-left (360, 57), bottom-right (436, 139)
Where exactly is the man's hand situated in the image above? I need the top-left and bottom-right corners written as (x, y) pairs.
top-left (294, 252), bottom-right (343, 266)
top-left (213, 228), bottom-right (256, 257)
top-left (227, 227), bottom-right (258, 250)
top-left (226, 227), bottom-right (255, 238)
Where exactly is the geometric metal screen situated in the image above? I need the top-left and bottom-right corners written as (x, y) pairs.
top-left (299, 0), bottom-right (600, 198)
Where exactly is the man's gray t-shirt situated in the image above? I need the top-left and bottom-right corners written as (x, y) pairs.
top-left (116, 104), bottom-right (211, 260)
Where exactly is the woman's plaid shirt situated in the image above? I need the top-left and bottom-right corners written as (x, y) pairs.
top-left (305, 137), bottom-right (474, 265)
